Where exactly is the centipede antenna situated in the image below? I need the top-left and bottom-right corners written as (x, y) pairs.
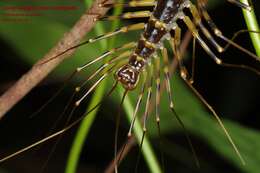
top-left (0, 81), bottom-right (118, 163)
top-left (180, 74), bottom-right (246, 165)
top-left (114, 90), bottom-right (128, 173)
top-left (162, 47), bottom-right (200, 167)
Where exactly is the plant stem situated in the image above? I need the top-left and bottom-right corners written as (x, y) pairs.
top-left (240, 0), bottom-right (260, 56)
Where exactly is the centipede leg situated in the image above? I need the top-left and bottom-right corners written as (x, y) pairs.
top-left (100, 0), bottom-right (156, 8)
top-left (40, 23), bottom-right (144, 64)
top-left (196, 0), bottom-right (259, 60)
top-left (100, 11), bottom-right (151, 21)
top-left (80, 54), bottom-right (129, 92)
top-left (175, 12), bottom-right (246, 164)
top-left (136, 63), bottom-right (154, 173)
top-left (161, 47), bottom-right (200, 167)
top-left (170, 26), bottom-right (191, 80)
top-left (84, 23), bottom-right (145, 45)
top-left (183, 1), bottom-right (224, 53)
top-left (143, 63), bottom-right (153, 133)
top-left (194, 1), bottom-right (260, 74)
top-left (128, 70), bottom-right (148, 137)
top-left (179, 66), bottom-right (246, 165)
top-left (114, 90), bottom-right (128, 173)
top-left (170, 25), bottom-right (196, 83)
top-left (154, 54), bottom-right (166, 171)
top-left (191, 37), bottom-right (197, 84)
top-left (76, 42), bottom-right (136, 71)
top-left (75, 66), bottom-right (115, 106)
top-left (180, 13), bottom-right (222, 64)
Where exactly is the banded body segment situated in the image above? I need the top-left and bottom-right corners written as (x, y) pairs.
top-left (116, 0), bottom-right (184, 90)
top-left (154, 0), bottom-right (183, 23)
top-left (131, 0), bottom-right (183, 66)
top-left (133, 0), bottom-right (183, 61)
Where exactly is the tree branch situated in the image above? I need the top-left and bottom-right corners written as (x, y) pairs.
top-left (0, 0), bottom-right (112, 119)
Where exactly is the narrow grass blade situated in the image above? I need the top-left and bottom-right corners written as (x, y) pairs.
top-left (240, 0), bottom-right (260, 56)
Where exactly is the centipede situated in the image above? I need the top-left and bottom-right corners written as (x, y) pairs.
top-left (0, 0), bottom-right (260, 172)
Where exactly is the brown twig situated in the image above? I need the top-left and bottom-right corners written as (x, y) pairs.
top-left (0, 0), bottom-right (112, 120)
top-left (105, 136), bottom-right (136, 173)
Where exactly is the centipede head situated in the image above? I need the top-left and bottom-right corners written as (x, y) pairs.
top-left (115, 64), bottom-right (140, 90)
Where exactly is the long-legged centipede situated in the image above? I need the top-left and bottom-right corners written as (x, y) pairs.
top-left (0, 0), bottom-right (260, 172)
